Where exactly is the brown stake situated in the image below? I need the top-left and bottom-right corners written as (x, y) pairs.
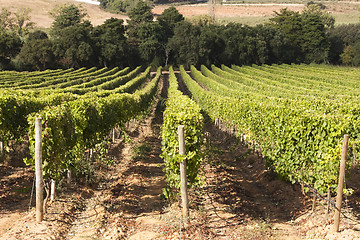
top-left (50, 179), bottom-right (56, 201)
top-left (35, 117), bottom-right (44, 222)
top-left (178, 125), bottom-right (189, 219)
top-left (327, 188), bottom-right (331, 215)
top-left (0, 141), bottom-right (3, 156)
top-left (67, 169), bottom-right (72, 184)
top-left (333, 134), bottom-right (349, 232)
top-left (312, 192), bottom-right (316, 212)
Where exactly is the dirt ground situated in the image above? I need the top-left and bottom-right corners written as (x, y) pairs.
top-left (0, 0), bottom-right (127, 28)
top-left (1, 75), bottom-right (360, 239)
top-left (1, 0), bottom-right (359, 28)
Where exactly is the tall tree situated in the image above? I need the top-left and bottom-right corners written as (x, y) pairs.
top-left (50, 4), bottom-right (94, 68)
top-left (126, 1), bottom-right (153, 45)
top-left (157, 6), bottom-right (184, 39)
top-left (270, 8), bottom-right (330, 63)
top-left (18, 30), bottom-right (54, 70)
top-left (92, 18), bottom-right (129, 67)
top-left (0, 28), bottom-right (22, 69)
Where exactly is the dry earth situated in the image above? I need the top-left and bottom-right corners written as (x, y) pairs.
top-left (0, 0), bottom-right (127, 28)
top-left (1, 74), bottom-right (360, 239)
top-left (1, 0), bottom-right (359, 28)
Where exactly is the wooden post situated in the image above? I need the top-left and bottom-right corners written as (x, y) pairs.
top-left (0, 141), bottom-right (3, 155)
top-left (327, 188), bottom-right (331, 215)
top-left (112, 128), bottom-right (116, 143)
top-left (333, 134), bottom-right (349, 232)
top-left (35, 117), bottom-right (44, 222)
top-left (50, 179), bottom-right (56, 201)
top-left (178, 125), bottom-right (189, 219)
top-left (0, 141), bottom-right (3, 161)
top-left (312, 192), bottom-right (316, 212)
top-left (67, 169), bottom-right (72, 184)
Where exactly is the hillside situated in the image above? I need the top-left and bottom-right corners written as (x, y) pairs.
top-left (0, 0), bottom-right (127, 28)
top-left (1, 0), bottom-right (359, 29)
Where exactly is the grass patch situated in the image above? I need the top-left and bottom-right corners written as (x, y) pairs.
top-left (217, 15), bottom-right (271, 26)
top-left (334, 12), bottom-right (360, 25)
top-left (132, 143), bottom-right (152, 160)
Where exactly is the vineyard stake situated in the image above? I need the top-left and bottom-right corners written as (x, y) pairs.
top-left (312, 192), bottom-right (316, 212)
top-left (178, 125), bottom-right (189, 220)
top-left (327, 188), bottom-right (331, 215)
top-left (50, 179), bottom-right (56, 201)
top-left (67, 169), bottom-right (72, 184)
top-left (0, 141), bottom-right (3, 160)
top-left (35, 117), bottom-right (44, 222)
top-left (333, 134), bottom-right (349, 232)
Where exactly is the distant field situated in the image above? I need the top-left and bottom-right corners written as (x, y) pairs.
top-left (0, 0), bottom-right (358, 28)
top-left (0, 0), bottom-right (127, 28)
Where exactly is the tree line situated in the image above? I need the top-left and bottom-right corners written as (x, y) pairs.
top-left (0, 2), bottom-right (359, 71)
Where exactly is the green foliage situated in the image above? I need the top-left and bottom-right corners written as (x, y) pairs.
top-left (180, 64), bottom-right (360, 195)
top-left (92, 18), bottom-right (129, 68)
top-left (340, 42), bottom-right (360, 66)
top-left (1, 66), bottom-right (162, 183)
top-left (161, 66), bottom-right (203, 198)
top-left (99, 0), bottom-right (143, 14)
top-left (270, 8), bottom-right (331, 63)
top-left (0, 28), bottom-right (22, 69)
top-left (50, 4), bottom-right (94, 68)
top-left (18, 37), bottom-right (54, 70)
top-left (50, 4), bottom-right (87, 32)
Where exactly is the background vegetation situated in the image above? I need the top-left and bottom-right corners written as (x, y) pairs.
top-left (0, 1), bottom-right (360, 70)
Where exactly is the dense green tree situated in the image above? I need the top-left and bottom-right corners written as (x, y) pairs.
top-left (18, 31), bottom-right (54, 70)
top-left (167, 21), bottom-right (200, 67)
top-left (270, 9), bottom-right (303, 62)
top-left (92, 18), bottom-right (129, 67)
top-left (303, 3), bottom-right (334, 29)
top-left (52, 22), bottom-right (95, 68)
top-left (50, 4), bottom-right (87, 33)
top-left (157, 7), bottom-right (184, 65)
top-left (99, 0), bottom-right (142, 13)
top-left (270, 8), bottom-right (330, 63)
top-left (126, 1), bottom-right (167, 65)
top-left (301, 13), bottom-right (330, 63)
top-left (136, 21), bottom-right (166, 66)
top-left (328, 24), bottom-right (360, 64)
top-left (157, 6), bottom-right (184, 39)
top-left (167, 21), bottom-right (225, 67)
top-left (0, 28), bottom-right (22, 69)
top-left (126, 1), bottom-right (154, 45)
top-left (50, 4), bottom-right (95, 68)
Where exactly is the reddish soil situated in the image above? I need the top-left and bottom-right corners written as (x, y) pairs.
top-left (152, 4), bottom-right (304, 18)
top-left (1, 75), bottom-right (360, 239)
top-left (152, 2), bottom-right (360, 19)
top-left (1, 0), bottom-right (359, 28)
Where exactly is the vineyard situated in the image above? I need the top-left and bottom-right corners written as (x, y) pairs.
top-left (0, 64), bottom-right (360, 239)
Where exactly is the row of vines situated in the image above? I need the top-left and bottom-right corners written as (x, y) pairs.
top-left (1, 63), bottom-right (360, 200)
top-left (179, 63), bottom-right (360, 195)
top-left (0, 66), bottom-right (161, 183)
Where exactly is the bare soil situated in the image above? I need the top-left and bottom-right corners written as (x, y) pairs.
top-left (0, 0), bottom-right (127, 28)
top-left (1, 75), bottom-right (360, 239)
top-left (1, 0), bottom-right (359, 28)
